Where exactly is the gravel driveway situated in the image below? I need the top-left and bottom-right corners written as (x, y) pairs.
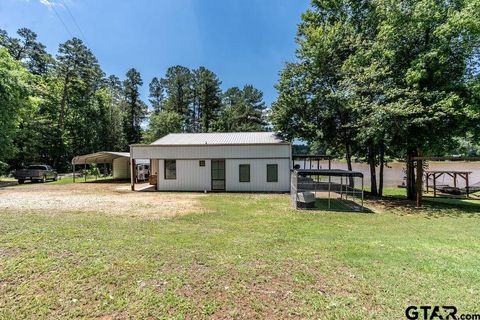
top-left (0, 181), bottom-right (206, 217)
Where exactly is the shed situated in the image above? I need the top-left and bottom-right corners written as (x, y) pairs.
top-left (130, 132), bottom-right (292, 192)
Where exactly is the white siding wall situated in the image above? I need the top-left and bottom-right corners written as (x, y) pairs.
top-left (132, 143), bottom-right (292, 192)
top-left (132, 144), bottom-right (290, 160)
top-left (113, 157), bottom-right (130, 179)
top-left (157, 159), bottom-right (211, 191)
top-left (155, 158), bottom-right (290, 192)
top-left (225, 159), bottom-right (290, 192)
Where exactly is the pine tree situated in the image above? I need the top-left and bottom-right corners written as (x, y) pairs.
top-left (148, 77), bottom-right (164, 114)
top-left (123, 68), bottom-right (146, 145)
top-left (217, 85), bottom-right (266, 132)
top-left (192, 67), bottom-right (222, 132)
top-left (161, 65), bottom-right (193, 131)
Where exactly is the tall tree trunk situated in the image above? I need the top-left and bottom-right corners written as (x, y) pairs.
top-left (378, 141), bottom-right (385, 197)
top-left (416, 148), bottom-right (424, 207)
top-left (193, 98), bottom-right (198, 132)
top-left (368, 142), bottom-right (378, 196)
top-left (59, 73), bottom-right (69, 130)
top-left (14, 46), bottom-right (25, 61)
top-left (345, 140), bottom-right (354, 188)
top-left (406, 148), bottom-right (417, 200)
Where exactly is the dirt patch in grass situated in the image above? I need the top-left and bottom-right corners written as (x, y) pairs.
top-left (0, 247), bottom-right (22, 259)
top-left (0, 182), bottom-right (206, 218)
top-left (364, 197), bottom-right (417, 213)
top-left (364, 196), bottom-right (480, 215)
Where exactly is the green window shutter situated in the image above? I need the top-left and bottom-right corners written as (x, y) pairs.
top-left (267, 164), bottom-right (278, 182)
top-left (239, 164), bottom-right (250, 182)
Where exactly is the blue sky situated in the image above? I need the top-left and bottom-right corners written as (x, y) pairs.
top-left (0, 0), bottom-right (310, 106)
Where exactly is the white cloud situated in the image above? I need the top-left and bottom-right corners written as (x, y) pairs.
top-left (39, 0), bottom-right (64, 7)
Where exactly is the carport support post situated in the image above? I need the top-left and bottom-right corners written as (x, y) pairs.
top-left (73, 162), bottom-right (75, 183)
top-left (340, 176), bottom-right (343, 200)
top-left (328, 174), bottom-right (331, 210)
top-left (349, 175), bottom-right (353, 203)
top-left (131, 159), bottom-right (136, 191)
top-left (361, 176), bottom-right (364, 212)
top-left (84, 164), bottom-right (87, 182)
top-left (466, 173), bottom-right (469, 198)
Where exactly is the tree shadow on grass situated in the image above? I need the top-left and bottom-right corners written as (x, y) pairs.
top-left (300, 198), bottom-right (374, 213)
top-left (369, 195), bottom-right (480, 217)
top-left (423, 197), bottom-right (480, 216)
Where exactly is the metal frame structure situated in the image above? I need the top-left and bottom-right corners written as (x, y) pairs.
top-left (292, 154), bottom-right (331, 170)
top-left (291, 169), bottom-right (364, 211)
top-left (72, 152), bottom-right (127, 182)
top-left (72, 152), bottom-right (148, 183)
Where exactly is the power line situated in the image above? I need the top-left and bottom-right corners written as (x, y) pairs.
top-left (60, 0), bottom-right (91, 47)
top-left (50, 1), bottom-right (73, 38)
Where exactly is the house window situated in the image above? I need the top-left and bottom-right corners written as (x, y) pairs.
top-left (199, 160), bottom-right (205, 167)
top-left (164, 160), bottom-right (176, 179)
top-left (267, 164), bottom-right (278, 182)
top-left (239, 164), bottom-right (250, 182)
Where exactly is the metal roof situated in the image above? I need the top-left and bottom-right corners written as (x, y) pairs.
top-left (72, 152), bottom-right (149, 165)
top-left (150, 132), bottom-right (287, 146)
top-left (294, 169), bottom-right (364, 178)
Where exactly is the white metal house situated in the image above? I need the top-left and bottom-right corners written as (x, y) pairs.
top-left (130, 132), bottom-right (292, 192)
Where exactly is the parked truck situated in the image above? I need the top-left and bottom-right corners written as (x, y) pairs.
top-left (15, 165), bottom-right (58, 184)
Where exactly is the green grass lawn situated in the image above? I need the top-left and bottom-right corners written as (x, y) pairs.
top-left (0, 177), bottom-right (16, 181)
top-left (1, 192), bottom-right (479, 319)
top-left (51, 175), bottom-right (113, 184)
top-left (8, 175), bottom-right (113, 186)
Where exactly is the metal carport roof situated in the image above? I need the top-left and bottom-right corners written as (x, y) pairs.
top-left (72, 152), bottom-right (130, 165)
top-left (72, 152), bottom-right (150, 165)
top-left (294, 169), bottom-right (364, 178)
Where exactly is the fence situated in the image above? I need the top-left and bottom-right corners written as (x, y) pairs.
top-left (291, 169), bottom-right (364, 211)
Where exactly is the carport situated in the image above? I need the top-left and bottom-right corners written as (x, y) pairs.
top-left (72, 152), bottom-right (136, 182)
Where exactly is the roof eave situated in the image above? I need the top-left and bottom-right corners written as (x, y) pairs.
top-left (130, 142), bottom-right (291, 147)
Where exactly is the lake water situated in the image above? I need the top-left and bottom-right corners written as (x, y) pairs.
top-left (293, 160), bottom-right (480, 188)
